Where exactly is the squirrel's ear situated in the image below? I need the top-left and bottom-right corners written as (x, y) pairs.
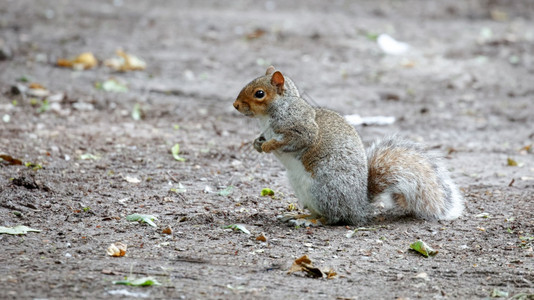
top-left (265, 66), bottom-right (276, 75)
top-left (271, 71), bottom-right (285, 95)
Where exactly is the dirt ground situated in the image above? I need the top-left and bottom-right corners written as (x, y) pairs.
top-left (1, 0), bottom-right (533, 299)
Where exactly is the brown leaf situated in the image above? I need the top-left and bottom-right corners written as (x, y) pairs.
top-left (57, 52), bottom-right (97, 70)
top-left (57, 58), bottom-right (74, 68)
top-left (246, 28), bottom-right (266, 40)
top-left (162, 226), bottom-right (173, 235)
top-left (287, 255), bottom-right (336, 279)
top-left (294, 255), bottom-right (312, 266)
top-left (507, 158), bottom-right (518, 166)
top-left (106, 242), bottom-right (127, 257)
top-left (104, 49), bottom-right (146, 72)
top-left (255, 233), bottom-right (267, 242)
top-left (325, 269), bottom-right (337, 279)
top-left (0, 154), bottom-right (23, 165)
top-left (28, 83), bottom-right (46, 90)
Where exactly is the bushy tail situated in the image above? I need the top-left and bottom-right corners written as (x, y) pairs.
top-left (366, 136), bottom-right (463, 220)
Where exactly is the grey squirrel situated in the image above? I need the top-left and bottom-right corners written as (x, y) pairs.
top-left (233, 66), bottom-right (463, 225)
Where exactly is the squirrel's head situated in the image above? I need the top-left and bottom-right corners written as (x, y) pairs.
top-left (233, 66), bottom-right (285, 117)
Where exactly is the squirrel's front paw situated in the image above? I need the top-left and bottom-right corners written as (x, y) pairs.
top-left (261, 139), bottom-right (278, 153)
top-left (253, 136), bottom-right (266, 153)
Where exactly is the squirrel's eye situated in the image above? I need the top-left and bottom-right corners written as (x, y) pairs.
top-left (254, 90), bottom-right (265, 99)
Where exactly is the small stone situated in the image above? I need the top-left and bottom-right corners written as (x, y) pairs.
top-left (231, 160), bottom-right (242, 167)
top-left (47, 93), bottom-right (64, 102)
top-left (49, 102), bottom-right (62, 112)
top-left (414, 272), bottom-right (429, 281)
top-left (35, 53), bottom-right (48, 63)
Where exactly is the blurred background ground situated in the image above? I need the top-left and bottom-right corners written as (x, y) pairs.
top-left (0, 0), bottom-right (533, 299)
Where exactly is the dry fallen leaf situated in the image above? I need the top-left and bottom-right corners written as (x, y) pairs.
top-left (246, 28), bottom-right (267, 40)
top-left (287, 255), bottom-right (336, 279)
top-left (520, 144), bottom-right (532, 154)
top-left (507, 158), bottom-right (518, 166)
top-left (325, 269), bottom-right (337, 279)
top-left (26, 82), bottom-right (50, 97)
top-left (255, 233), bottom-right (267, 242)
top-left (105, 49), bottom-right (146, 72)
top-left (162, 226), bottom-right (173, 235)
top-left (0, 154), bottom-right (23, 165)
top-left (106, 242), bottom-right (127, 257)
top-left (28, 83), bottom-right (46, 90)
top-left (57, 52), bottom-right (98, 70)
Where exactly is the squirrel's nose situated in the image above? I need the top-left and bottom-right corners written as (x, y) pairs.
top-left (233, 101), bottom-right (239, 110)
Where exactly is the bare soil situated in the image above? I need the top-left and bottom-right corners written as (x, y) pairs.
top-left (1, 1), bottom-right (533, 299)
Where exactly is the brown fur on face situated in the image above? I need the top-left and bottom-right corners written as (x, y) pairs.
top-left (233, 70), bottom-right (285, 117)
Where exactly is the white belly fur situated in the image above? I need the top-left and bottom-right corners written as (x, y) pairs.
top-left (274, 152), bottom-right (316, 213)
top-left (257, 116), bottom-right (317, 213)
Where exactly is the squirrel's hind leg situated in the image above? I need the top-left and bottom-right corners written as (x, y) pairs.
top-left (372, 191), bottom-right (410, 212)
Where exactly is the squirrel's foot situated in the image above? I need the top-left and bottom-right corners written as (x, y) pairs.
top-left (289, 218), bottom-right (325, 227)
top-left (277, 212), bottom-right (325, 227)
